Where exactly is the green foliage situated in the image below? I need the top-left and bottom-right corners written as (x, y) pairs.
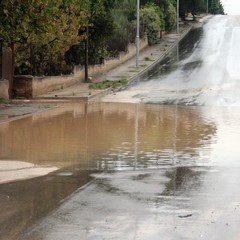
top-left (141, 0), bottom-right (176, 31)
top-left (117, 0), bottom-right (137, 21)
top-left (144, 57), bottom-right (155, 61)
top-left (66, 0), bottom-right (118, 66)
top-left (0, 97), bottom-right (9, 104)
top-left (0, 0), bottom-right (89, 75)
top-left (89, 79), bottom-right (128, 90)
top-left (179, 0), bottom-right (200, 20)
top-left (104, 0), bottom-right (138, 54)
top-left (106, 3), bottom-right (136, 53)
top-left (165, 3), bottom-right (176, 30)
top-left (179, 0), bottom-right (225, 20)
top-left (140, 4), bottom-right (164, 45)
top-left (0, 0), bottom-right (225, 77)
top-left (208, 0), bottom-right (225, 14)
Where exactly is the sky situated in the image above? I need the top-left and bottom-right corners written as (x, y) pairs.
top-left (224, 0), bottom-right (240, 15)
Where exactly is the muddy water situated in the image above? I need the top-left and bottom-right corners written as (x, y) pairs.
top-left (0, 102), bottom-right (217, 170)
top-left (1, 101), bottom-right (240, 239)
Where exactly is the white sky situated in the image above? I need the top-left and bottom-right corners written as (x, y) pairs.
top-left (224, 0), bottom-right (240, 15)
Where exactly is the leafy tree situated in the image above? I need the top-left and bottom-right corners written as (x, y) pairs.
top-left (179, 0), bottom-right (205, 20)
top-left (88, 0), bottom-right (117, 63)
top-left (179, 0), bottom-right (224, 20)
top-left (140, 4), bottom-right (165, 45)
top-left (67, 0), bottom-right (118, 66)
top-left (208, 0), bottom-right (225, 14)
top-left (141, 0), bottom-right (176, 31)
top-left (120, 0), bottom-right (137, 21)
top-left (107, 9), bottom-right (133, 52)
top-left (164, 2), bottom-right (176, 30)
top-left (0, 0), bottom-right (89, 75)
top-left (101, 0), bottom-right (138, 55)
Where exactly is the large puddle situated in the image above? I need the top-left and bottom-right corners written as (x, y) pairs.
top-left (0, 102), bottom-right (218, 170)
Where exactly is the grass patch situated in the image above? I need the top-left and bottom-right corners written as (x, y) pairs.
top-left (129, 69), bottom-right (139, 72)
top-left (144, 57), bottom-right (154, 61)
top-left (89, 79), bottom-right (128, 90)
top-left (0, 98), bottom-right (9, 104)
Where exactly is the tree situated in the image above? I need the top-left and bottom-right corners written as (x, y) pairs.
top-left (141, 0), bottom-right (176, 31)
top-left (0, 0), bottom-right (89, 75)
top-left (87, 0), bottom-right (117, 64)
top-left (66, 0), bottom-right (118, 66)
top-left (208, 0), bottom-right (225, 14)
top-left (179, 0), bottom-right (224, 20)
top-left (164, 2), bottom-right (176, 30)
top-left (179, 0), bottom-right (205, 20)
top-left (140, 4), bottom-right (165, 45)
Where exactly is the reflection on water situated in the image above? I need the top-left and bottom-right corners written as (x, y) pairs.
top-left (0, 102), bottom-right (217, 170)
top-left (163, 167), bottom-right (202, 196)
top-left (0, 102), bottom-right (219, 239)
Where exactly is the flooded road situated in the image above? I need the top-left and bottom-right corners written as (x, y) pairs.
top-left (1, 15), bottom-right (240, 239)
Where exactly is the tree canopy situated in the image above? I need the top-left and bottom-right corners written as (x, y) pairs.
top-left (179, 0), bottom-right (225, 20)
top-left (0, 0), bottom-right (89, 75)
top-left (0, 0), bottom-right (225, 76)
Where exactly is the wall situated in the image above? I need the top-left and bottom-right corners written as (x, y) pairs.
top-left (0, 47), bottom-right (13, 99)
top-left (13, 37), bottom-right (148, 99)
top-left (0, 80), bottom-right (9, 99)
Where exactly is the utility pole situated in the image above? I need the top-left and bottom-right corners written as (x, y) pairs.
top-left (177, 0), bottom-right (179, 34)
top-left (176, 0), bottom-right (179, 62)
top-left (176, 0), bottom-right (179, 63)
top-left (136, 0), bottom-right (140, 68)
top-left (85, 25), bottom-right (89, 82)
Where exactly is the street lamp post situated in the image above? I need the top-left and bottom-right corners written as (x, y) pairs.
top-left (85, 25), bottom-right (89, 82)
top-left (177, 0), bottom-right (179, 34)
top-left (176, 0), bottom-right (179, 62)
top-left (136, 0), bottom-right (140, 68)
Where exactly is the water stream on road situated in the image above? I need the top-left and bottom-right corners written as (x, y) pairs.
top-left (1, 15), bottom-right (240, 240)
top-left (103, 15), bottom-right (240, 106)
